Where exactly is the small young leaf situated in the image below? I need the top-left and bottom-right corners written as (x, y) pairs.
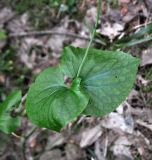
top-left (61, 46), bottom-right (140, 116)
top-left (0, 90), bottom-right (21, 134)
top-left (26, 67), bottom-right (89, 131)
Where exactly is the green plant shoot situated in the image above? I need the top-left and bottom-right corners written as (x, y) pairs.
top-left (25, 0), bottom-right (140, 132)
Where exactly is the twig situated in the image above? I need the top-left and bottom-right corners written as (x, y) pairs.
top-left (22, 127), bottom-right (37, 160)
top-left (130, 21), bottom-right (152, 31)
top-left (104, 134), bottom-right (108, 158)
top-left (8, 31), bottom-right (106, 46)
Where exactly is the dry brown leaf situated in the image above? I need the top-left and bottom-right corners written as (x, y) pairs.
top-left (97, 22), bottom-right (124, 41)
top-left (141, 47), bottom-right (152, 66)
top-left (95, 141), bottom-right (106, 160)
top-left (65, 144), bottom-right (86, 160)
top-left (46, 133), bottom-right (65, 150)
top-left (85, 7), bottom-right (97, 26)
top-left (101, 112), bottom-right (134, 134)
top-left (80, 125), bottom-right (102, 148)
top-left (0, 8), bottom-right (15, 27)
top-left (39, 149), bottom-right (64, 160)
top-left (111, 136), bottom-right (133, 159)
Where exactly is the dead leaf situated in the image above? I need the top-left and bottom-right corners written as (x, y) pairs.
top-left (141, 47), bottom-right (152, 66)
top-left (0, 8), bottom-right (15, 27)
top-left (101, 112), bottom-right (134, 134)
top-left (85, 7), bottom-right (97, 26)
top-left (39, 149), bottom-right (64, 160)
top-left (46, 133), bottom-right (65, 150)
top-left (111, 136), bottom-right (133, 159)
top-left (65, 144), bottom-right (86, 160)
top-left (95, 141), bottom-right (105, 160)
top-left (97, 22), bottom-right (124, 41)
top-left (80, 125), bottom-right (102, 148)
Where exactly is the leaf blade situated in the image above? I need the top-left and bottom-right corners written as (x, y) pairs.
top-left (26, 67), bottom-right (88, 131)
top-left (61, 46), bottom-right (140, 116)
top-left (0, 90), bottom-right (21, 134)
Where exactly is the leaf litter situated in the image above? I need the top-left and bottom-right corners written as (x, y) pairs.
top-left (0, 0), bottom-right (152, 160)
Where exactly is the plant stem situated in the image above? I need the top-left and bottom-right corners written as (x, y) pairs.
top-left (76, 0), bottom-right (101, 78)
top-left (9, 30), bottom-right (106, 45)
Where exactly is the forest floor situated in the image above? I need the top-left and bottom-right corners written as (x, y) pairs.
top-left (0, 0), bottom-right (152, 160)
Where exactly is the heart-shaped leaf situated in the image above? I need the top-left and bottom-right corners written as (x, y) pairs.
top-left (26, 67), bottom-right (88, 131)
top-left (61, 46), bottom-right (140, 116)
top-left (26, 46), bottom-right (139, 131)
top-left (0, 90), bottom-right (21, 134)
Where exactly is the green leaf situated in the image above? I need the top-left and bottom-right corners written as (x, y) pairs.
top-left (66, 0), bottom-right (76, 6)
top-left (0, 90), bottom-right (21, 134)
top-left (61, 46), bottom-right (140, 116)
top-left (0, 30), bottom-right (6, 40)
top-left (113, 23), bottom-right (152, 49)
top-left (26, 46), bottom-right (139, 132)
top-left (115, 36), bottom-right (152, 49)
top-left (26, 67), bottom-right (89, 132)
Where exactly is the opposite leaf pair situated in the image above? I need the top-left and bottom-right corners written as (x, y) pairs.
top-left (26, 46), bottom-right (140, 132)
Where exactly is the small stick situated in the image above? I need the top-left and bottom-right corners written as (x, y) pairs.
top-left (8, 31), bottom-right (106, 45)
